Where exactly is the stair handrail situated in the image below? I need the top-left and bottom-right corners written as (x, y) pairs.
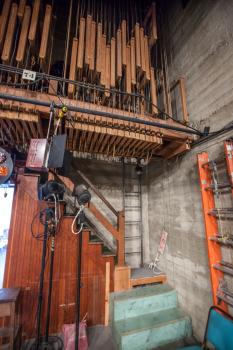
top-left (76, 169), bottom-right (118, 217)
top-left (51, 171), bottom-right (125, 266)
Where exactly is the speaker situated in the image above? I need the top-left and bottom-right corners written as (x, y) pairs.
top-left (47, 134), bottom-right (67, 168)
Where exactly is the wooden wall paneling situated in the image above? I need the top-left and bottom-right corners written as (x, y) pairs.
top-left (28, 0), bottom-right (41, 45)
top-left (39, 5), bottom-right (52, 63)
top-left (68, 38), bottom-right (78, 98)
top-left (121, 20), bottom-right (127, 66)
top-left (0, 0), bottom-right (12, 50)
top-left (89, 21), bottom-right (96, 71)
top-left (16, 6), bottom-right (31, 63)
top-left (116, 29), bottom-right (122, 82)
top-left (110, 37), bottom-right (116, 88)
top-left (18, 0), bottom-right (26, 21)
top-left (77, 17), bottom-right (85, 70)
top-left (3, 175), bottom-right (115, 337)
top-left (1, 3), bottom-right (18, 63)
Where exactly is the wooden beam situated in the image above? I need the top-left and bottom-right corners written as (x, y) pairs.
top-left (104, 262), bottom-right (110, 326)
top-left (179, 78), bottom-right (189, 123)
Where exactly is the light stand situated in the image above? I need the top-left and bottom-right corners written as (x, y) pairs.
top-left (35, 208), bottom-right (54, 350)
top-left (31, 180), bottom-right (64, 350)
top-left (72, 185), bottom-right (91, 350)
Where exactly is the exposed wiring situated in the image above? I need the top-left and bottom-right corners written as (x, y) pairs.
top-left (71, 205), bottom-right (84, 235)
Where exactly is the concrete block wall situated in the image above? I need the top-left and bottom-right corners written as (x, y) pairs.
top-left (147, 0), bottom-right (233, 340)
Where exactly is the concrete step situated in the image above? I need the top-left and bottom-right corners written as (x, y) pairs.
top-left (111, 284), bottom-right (177, 321)
top-left (113, 307), bottom-right (192, 350)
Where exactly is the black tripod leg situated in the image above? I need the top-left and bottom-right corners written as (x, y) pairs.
top-left (75, 230), bottom-right (83, 350)
top-left (35, 219), bottom-right (49, 350)
top-left (45, 235), bottom-right (55, 343)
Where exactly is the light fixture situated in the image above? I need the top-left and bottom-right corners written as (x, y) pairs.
top-left (73, 184), bottom-right (91, 205)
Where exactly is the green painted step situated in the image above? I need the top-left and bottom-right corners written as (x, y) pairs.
top-left (111, 284), bottom-right (178, 321)
top-left (113, 307), bottom-right (192, 350)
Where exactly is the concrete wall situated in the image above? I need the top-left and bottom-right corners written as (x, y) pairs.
top-left (147, 0), bottom-right (233, 340)
top-left (71, 156), bottom-right (150, 267)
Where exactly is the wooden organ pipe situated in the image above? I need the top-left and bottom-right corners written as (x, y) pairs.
top-left (144, 35), bottom-right (151, 81)
top-left (68, 38), bottom-right (78, 97)
top-left (89, 21), bottom-right (96, 71)
top-left (100, 34), bottom-right (106, 86)
top-left (150, 2), bottom-right (158, 46)
top-left (121, 20), bottom-right (127, 66)
top-left (77, 17), bottom-right (85, 70)
top-left (28, 0), bottom-right (40, 45)
top-left (18, 0), bottom-right (26, 21)
top-left (110, 37), bottom-right (116, 87)
top-left (96, 22), bottom-right (103, 75)
top-left (116, 29), bottom-right (122, 81)
top-left (126, 45), bottom-right (131, 95)
top-left (130, 37), bottom-right (136, 85)
top-left (0, 0), bottom-right (12, 50)
top-left (150, 67), bottom-right (158, 114)
top-left (85, 14), bottom-right (92, 66)
top-left (135, 23), bottom-right (141, 69)
top-left (16, 6), bottom-right (31, 63)
top-left (39, 5), bottom-right (52, 63)
top-left (140, 27), bottom-right (146, 74)
top-left (1, 3), bottom-right (18, 63)
top-left (105, 45), bottom-right (111, 96)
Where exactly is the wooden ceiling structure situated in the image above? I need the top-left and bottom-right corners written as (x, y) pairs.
top-left (0, 84), bottom-right (195, 160)
top-left (0, 0), bottom-right (197, 160)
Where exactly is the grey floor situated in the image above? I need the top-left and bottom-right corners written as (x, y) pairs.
top-left (131, 266), bottom-right (164, 279)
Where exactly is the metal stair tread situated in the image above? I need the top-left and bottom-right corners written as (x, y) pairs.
top-left (115, 307), bottom-right (190, 335)
top-left (112, 283), bottom-right (174, 302)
